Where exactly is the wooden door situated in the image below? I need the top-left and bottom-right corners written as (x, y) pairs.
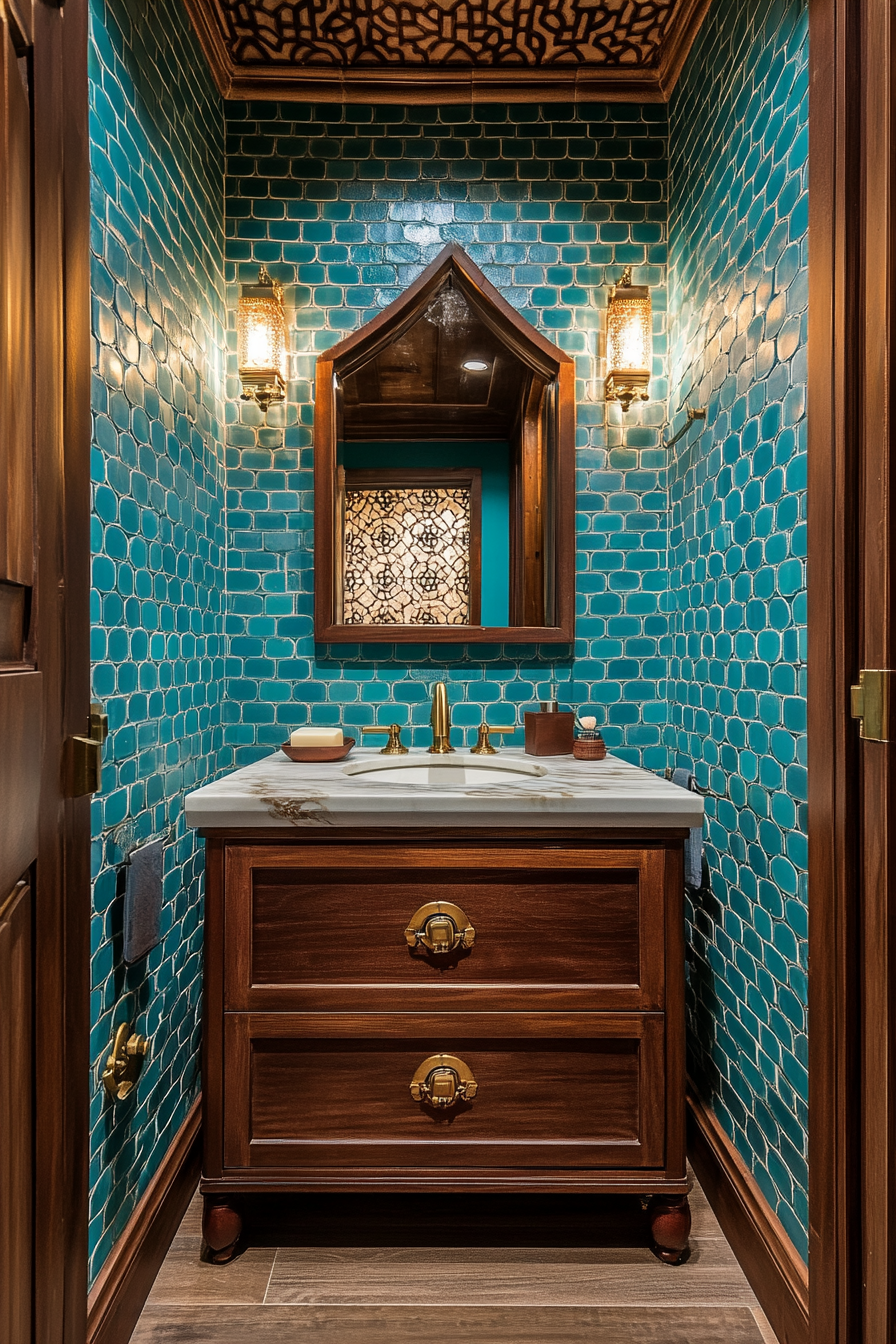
top-left (0, 1), bottom-right (90, 1343)
top-left (809, 1), bottom-right (896, 1342)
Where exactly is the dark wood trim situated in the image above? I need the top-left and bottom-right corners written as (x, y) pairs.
top-left (200, 1172), bottom-right (692, 1195)
top-left (687, 1085), bottom-right (809, 1344)
top-left (61, 0), bottom-right (93, 1338)
top-left (86, 1099), bottom-right (201, 1344)
top-left (181, 0), bottom-right (234, 95)
top-left (182, 0), bottom-right (711, 104)
top-left (199, 827), bottom-right (691, 843)
top-left (24, 1), bottom-right (93, 1341)
top-left (654, 0), bottom-right (713, 96)
top-left (322, 245), bottom-right (570, 378)
top-left (854, 3), bottom-right (896, 1340)
top-left (313, 623), bottom-right (573, 644)
top-left (805, 0), bottom-right (896, 1334)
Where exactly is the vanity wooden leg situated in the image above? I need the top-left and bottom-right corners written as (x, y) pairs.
top-left (647, 1193), bottom-right (691, 1264)
top-left (202, 1196), bottom-right (242, 1264)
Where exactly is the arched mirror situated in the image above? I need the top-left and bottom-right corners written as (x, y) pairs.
top-left (313, 245), bottom-right (575, 643)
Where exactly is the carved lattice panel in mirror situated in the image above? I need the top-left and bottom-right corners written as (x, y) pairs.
top-left (341, 468), bottom-right (481, 626)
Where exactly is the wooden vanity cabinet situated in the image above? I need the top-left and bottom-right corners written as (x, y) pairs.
top-left (199, 828), bottom-right (691, 1264)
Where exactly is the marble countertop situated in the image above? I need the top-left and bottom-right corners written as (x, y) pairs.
top-left (185, 747), bottom-right (704, 830)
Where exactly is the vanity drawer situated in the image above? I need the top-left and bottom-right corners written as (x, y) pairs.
top-left (223, 843), bottom-right (673, 1012)
top-left (221, 1012), bottom-right (666, 1173)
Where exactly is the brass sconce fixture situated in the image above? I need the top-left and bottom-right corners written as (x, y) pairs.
top-left (237, 266), bottom-right (287, 412)
top-left (605, 266), bottom-right (652, 412)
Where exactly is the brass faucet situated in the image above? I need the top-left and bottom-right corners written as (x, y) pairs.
top-left (429, 682), bottom-right (454, 754)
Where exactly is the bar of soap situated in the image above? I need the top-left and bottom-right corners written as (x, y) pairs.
top-left (289, 727), bottom-right (343, 747)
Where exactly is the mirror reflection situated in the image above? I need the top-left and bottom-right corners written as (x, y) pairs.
top-left (314, 245), bottom-right (575, 643)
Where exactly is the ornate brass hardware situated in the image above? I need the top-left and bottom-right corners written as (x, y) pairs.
top-left (360, 723), bottom-right (408, 754)
top-left (410, 1053), bottom-right (478, 1108)
top-left (101, 1022), bottom-right (149, 1102)
top-left (470, 723), bottom-right (516, 755)
top-left (66, 701), bottom-right (108, 797)
top-left (851, 669), bottom-right (893, 742)
top-left (405, 900), bottom-right (475, 955)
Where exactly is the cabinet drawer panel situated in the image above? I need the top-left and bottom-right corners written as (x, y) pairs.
top-left (224, 844), bottom-right (670, 1012)
top-left (223, 1012), bottom-right (665, 1172)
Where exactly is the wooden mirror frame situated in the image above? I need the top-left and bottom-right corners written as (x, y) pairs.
top-left (313, 245), bottom-right (576, 644)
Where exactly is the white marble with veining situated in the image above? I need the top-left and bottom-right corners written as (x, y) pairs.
top-left (185, 747), bottom-right (704, 829)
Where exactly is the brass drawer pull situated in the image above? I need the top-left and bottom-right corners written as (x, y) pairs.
top-left (404, 900), bottom-right (475, 955)
top-left (410, 1053), bottom-right (478, 1109)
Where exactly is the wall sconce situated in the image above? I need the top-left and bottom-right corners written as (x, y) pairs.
top-left (605, 266), bottom-right (652, 412)
top-left (238, 266), bottom-right (287, 412)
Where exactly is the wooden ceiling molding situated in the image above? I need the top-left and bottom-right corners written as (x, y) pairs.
top-left (184, 0), bottom-right (712, 103)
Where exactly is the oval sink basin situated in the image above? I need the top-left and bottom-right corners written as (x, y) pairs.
top-left (343, 754), bottom-right (548, 786)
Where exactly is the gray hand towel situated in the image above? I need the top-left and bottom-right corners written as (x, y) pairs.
top-left (123, 839), bottom-right (164, 965)
top-left (671, 767), bottom-right (704, 890)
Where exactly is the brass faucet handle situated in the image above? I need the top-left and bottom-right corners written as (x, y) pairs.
top-left (360, 723), bottom-right (408, 755)
top-left (470, 723), bottom-right (516, 755)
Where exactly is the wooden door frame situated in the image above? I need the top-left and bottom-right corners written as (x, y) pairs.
top-left (15, 0), bottom-right (896, 1339)
top-left (27, 0), bottom-right (91, 1341)
top-left (807, 0), bottom-right (896, 1340)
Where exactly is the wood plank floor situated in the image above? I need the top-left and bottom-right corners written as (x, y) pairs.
top-left (131, 1170), bottom-right (780, 1344)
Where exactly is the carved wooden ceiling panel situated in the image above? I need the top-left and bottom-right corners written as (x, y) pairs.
top-left (218, 0), bottom-right (673, 69)
top-left (186, 0), bottom-right (711, 101)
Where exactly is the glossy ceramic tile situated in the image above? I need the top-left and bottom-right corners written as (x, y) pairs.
top-left (667, 0), bottom-right (809, 1257)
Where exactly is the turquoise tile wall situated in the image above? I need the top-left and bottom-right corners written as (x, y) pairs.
top-left (667, 0), bottom-right (809, 1256)
top-left (88, 0), bottom-right (225, 1283)
top-left (222, 103), bottom-right (671, 762)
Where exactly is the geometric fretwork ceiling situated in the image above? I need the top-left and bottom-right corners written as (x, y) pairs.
top-left (184, 0), bottom-right (712, 102)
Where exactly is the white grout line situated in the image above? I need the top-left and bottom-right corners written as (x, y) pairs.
top-left (262, 1249), bottom-right (279, 1306)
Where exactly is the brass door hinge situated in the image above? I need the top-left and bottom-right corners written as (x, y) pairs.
top-left (65, 702), bottom-right (109, 796)
top-left (850, 669), bottom-right (893, 742)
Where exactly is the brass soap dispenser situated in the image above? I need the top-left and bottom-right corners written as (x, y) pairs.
top-left (524, 685), bottom-right (575, 756)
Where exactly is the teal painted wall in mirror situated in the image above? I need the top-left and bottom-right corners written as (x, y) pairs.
top-left (341, 441), bottom-right (511, 626)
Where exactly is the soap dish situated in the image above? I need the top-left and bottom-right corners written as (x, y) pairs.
top-left (280, 737), bottom-right (355, 763)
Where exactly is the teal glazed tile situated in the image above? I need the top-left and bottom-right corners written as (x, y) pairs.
top-left (667, 0), bottom-right (808, 1261)
top-left (223, 100), bottom-right (671, 763)
top-left (87, 0), bottom-right (225, 1290)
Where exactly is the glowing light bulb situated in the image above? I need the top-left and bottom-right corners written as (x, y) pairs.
top-left (605, 267), bottom-right (652, 413)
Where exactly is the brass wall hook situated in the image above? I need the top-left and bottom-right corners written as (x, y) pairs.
top-left (102, 1022), bottom-right (149, 1103)
top-left (665, 405), bottom-right (707, 449)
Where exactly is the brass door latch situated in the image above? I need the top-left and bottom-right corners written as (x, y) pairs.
top-left (410, 1054), bottom-right (478, 1109)
top-left (102, 1022), bottom-right (149, 1102)
top-left (851, 669), bottom-right (893, 742)
top-left (405, 901), bottom-right (475, 955)
top-left (66, 702), bottom-right (108, 796)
